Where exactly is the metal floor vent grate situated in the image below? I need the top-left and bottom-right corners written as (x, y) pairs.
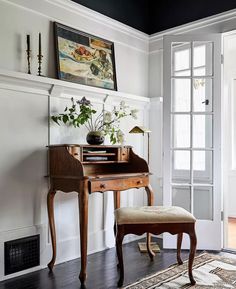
top-left (4, 235), bottom-right (40, 275)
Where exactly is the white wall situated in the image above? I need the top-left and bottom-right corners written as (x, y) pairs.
top-left (0, 0), bottom-right (151, 281)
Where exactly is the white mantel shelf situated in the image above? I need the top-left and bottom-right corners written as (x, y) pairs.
top-left (0, 69), bottom-right (150, 106)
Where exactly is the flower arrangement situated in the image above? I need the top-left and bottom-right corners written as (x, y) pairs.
top-left (51, 97), bottom-right (138, 144)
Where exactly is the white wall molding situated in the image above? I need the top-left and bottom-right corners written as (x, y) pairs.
top-left (0, 224), bottom-right (87, 282)
top-left (3, 0), bottom-right (149, 54)
top-left (149, 8), bottom-right (236, 52)
top-left (1, 265), bottom-right (45, 282)
top-left (0, 223), bottom-right (143, 282)
top-left (0, 224), bottom-right (46, 281)
top-left (4, 0), bottom-right (236, 55)
top-left (49, 0), bottom-right (149, 42)
top-left (150, 96), bottom-right (163, 104)
top-left (0, 225), bottom-right (44, 240)
top-left (0, 69), bottom-right (150, 107)
top-left (150, 8), bottom-right (236, 40)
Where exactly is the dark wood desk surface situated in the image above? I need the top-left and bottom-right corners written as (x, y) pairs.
top-left (47, 144), bottom-right (154, 284)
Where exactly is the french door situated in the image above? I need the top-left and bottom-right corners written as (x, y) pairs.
top-left (163, 34), bottom-right (222, 250)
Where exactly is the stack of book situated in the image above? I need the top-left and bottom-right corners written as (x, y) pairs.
top-left (84, 150), bottom-right (107, 154)
top-left (85, 156), bottom-right (108, 161)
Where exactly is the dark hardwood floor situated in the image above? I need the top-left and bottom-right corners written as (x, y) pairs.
top-left (0, 238), bottom-right (195, 289)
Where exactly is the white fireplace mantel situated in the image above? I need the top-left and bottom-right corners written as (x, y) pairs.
top-left (0, 69), bottom-right (150, 107)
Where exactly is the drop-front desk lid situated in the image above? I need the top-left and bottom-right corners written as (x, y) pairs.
top-left (87, 172), bottom-right (152, 181)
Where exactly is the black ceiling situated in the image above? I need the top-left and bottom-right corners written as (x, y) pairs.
top-left (71, 0), bottom-right (236, 35)
top-left (71, 0), bottom-right (149, 33)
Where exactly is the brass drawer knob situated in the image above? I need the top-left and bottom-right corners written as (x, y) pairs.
top-left (137, 180), bottom-right (143, 185)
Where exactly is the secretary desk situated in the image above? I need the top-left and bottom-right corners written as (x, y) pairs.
top-left (47, 144), bottom-right (154, 284)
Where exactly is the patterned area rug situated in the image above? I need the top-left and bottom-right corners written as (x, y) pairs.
top-left (123, 253), bottom-right (236, 288)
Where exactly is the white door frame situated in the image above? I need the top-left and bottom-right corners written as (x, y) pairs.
top-left (222, 29), bottom-right (236, 250)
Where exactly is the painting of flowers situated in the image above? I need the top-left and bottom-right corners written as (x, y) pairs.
top-left (54, 22), bottom-right (117, 90)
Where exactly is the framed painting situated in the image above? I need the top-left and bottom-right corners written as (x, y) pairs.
top-left (54, 22), bottom-right (117, 91)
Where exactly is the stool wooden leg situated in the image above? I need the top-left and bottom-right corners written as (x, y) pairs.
top-left (177, 233), bottom-right (183, 265)
top-left (116, 227), bottom-right (125, 287)
top-left (188, 229), bottom-right (197, 285)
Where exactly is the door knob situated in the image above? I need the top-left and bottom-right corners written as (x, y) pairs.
top-left (202, 99), bottom-right (209, 105)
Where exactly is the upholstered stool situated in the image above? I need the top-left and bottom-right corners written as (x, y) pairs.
top-left (114, 206), bottom-right (197, 287)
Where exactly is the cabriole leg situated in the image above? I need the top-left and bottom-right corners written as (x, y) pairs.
top-left (113, 191), bottom-right (120, 237)
top-left (177, 233), bottom-right (183, 265)
top-left (116, 227), bottom-right (125, 287)
top-left (188, 228), bottom-right (197, 285)
top-left (79, 182), bottom-right (89, 284)
top-left (47, 189), bottom-right (57, 270)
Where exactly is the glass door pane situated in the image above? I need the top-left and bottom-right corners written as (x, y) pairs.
top-left (193, 150), bottom-right (213, 184)
top-left (172, 186), bottom-right (191, 212)
top-left (193, 42), bottom-right (213, 76)
top-left (172, 115), bottom-right (190, 148)
top-left (172, 78), bottom-right (191, 112)
top-left (193, 187), bottom-right (213, 220)
top-left (192, 115), bottom-right (213, 148)
top-left (172, 150), bottom-right (190, 183)
top-left (193, 78), bottom-right (212, 112)
top-left (172, 42), bottom-right (191, 76)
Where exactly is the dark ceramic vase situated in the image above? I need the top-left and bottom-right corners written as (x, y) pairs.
top-left (86, 131), bottom-right (104, 145)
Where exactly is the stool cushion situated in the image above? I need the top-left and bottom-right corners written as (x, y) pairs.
top-left (115, 206), bottom-right (196, 225)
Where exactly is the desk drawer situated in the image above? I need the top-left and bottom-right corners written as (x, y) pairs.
top-left (89, 176), bottom-right (149, 193)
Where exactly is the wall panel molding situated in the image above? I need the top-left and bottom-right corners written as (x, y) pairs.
top-left (3, 0), bottom-right (149, 54)
top-left (0, 69), bottom-right (150, 107)
top-left (149, 8), bottom-right (236, 52)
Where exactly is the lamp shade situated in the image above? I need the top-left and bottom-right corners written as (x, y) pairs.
top-left (129, 126), bottom-right (151, 134)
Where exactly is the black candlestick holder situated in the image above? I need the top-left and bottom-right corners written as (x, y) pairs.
top-left (26, 49), bottom-right (31, 74)
top-left (37, 53), bottom-right (43, 76)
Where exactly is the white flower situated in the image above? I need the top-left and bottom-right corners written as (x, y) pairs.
top-left (130, 109), bottom-right (138, 119)
top-left (120, 101), bottom-right (126, 109)
top-left (104, 111), bottom-right (112, 122)
top-left (117, 130), bottom-right (125, 144)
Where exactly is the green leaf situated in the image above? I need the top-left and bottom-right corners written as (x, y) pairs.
top-left (51, 116), bottom-right (61, 125)
top-left (63, 115), bottom-right (69, 123)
